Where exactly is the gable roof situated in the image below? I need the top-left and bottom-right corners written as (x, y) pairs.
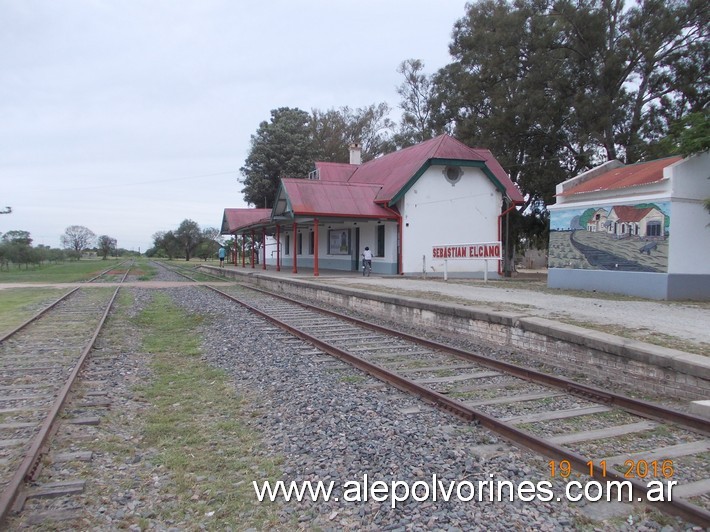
top-left (609, 205), bottom-right (656, 222)
top-left (222, 135), bottom-right (522, 231)
top-left (221, 208), bottom-right (271, 234)
top-left (558, 156), bottom-right (683, 197)
top-left (273, 179), bottom-right (398, 219)
top-left (342, 135), bottom-right (523, 204)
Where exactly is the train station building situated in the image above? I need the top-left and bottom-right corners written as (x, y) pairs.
top-left (221, 134), bottom-right (523, 277)
top-left (548, 152), bottom-right (710, 300)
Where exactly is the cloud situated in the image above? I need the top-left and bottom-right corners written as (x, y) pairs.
top-left (1, 0), bottom-right (468, 251)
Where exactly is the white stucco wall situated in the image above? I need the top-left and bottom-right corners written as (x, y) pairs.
top-left (398, 165), bottom-right (503, 275)
top-left (667, 152), bottom-right (710, 274)
top-left (548, 153), bottom-right (710, 299)
top-left (264, 221), bottom-right (399, 273)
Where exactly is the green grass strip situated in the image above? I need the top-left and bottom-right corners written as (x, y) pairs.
top-left (0, 287), bottom-right (69, 335)
top-left (0, 258), bottom-right (125, 283)
top-left (134, 292), bottom-right (282, 529)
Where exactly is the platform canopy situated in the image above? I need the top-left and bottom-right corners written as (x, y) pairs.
top-left (220, 208), bottom-right (271, 235)
top-left (271, 179), bottom-right (399, 224)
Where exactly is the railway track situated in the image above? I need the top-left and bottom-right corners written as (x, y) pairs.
top-left (159, 262), bottom-right (710, 527)
top-left (0, 262), bottom-right (132, 525)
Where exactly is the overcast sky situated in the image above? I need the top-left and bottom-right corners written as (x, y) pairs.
top-left (1, 1), bottom-right (468, 252)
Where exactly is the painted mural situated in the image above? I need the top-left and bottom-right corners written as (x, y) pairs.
top-left (549, 202), bottom-right (670, 272)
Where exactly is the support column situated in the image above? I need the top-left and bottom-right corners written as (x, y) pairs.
top-left (276, 224), bottom-right (281, 271)
top-left (250, 229), bottom-right (255, 268)
top-left (241, 234), bottom-right (246, 267)
top-left (262, 227), bottom-right (266, 270)
top-left (398, 215), bottom-right (403, 275)
top-left (313, 218), bottom-right (319, 277)
top-left (292, 221), bottom-right (298, 274)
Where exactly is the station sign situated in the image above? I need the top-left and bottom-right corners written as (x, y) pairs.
top-left (432, 241), bottom-right (502, 260)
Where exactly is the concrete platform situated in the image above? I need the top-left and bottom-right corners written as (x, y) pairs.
top-left (208, 264), bottom-right (710, 400)
top-left (216, 264), bottom-right (710, 350)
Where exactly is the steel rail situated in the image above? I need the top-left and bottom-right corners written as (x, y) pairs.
top-left (205, 283), bottom-right (710, 528)
top-left (174, 261), bottom-right (708, 434)
top-left (239, 284), bottom-right (710, 436)
top-left (0, 269), bottom-right (129, 525)
top-left (84, 259), bottom-right (132, 283)
top-left (0, 260), bottom-right (134, 344)
top-left (0, 288), bottom-right (80, 344)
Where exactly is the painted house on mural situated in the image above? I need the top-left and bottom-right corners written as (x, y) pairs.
top-left (548, 152), bottom-right (710, 300)
top-left (607, 205), bottom-right (666, 238)
top-left (221, 134), bottom-right (523, 277)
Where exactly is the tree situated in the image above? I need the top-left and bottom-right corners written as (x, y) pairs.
top-left (394, 59), bottom-right (440, 147)
top-left (97, 235), bottom-right (117, 260)
top-left (551, 0), bottom-right (707, 163)
top-left (310, 108), bottom-right (352, 162)
top-left (656, 109), bottom-right (709, 215)
top-left (60, 225), bottom-right (95, 259)
top-left (174, 219), bottom-right (202, 261)
top-left (339, 103), bottom-right (396, 160)
top-left (311, 103), bottom-right (396, 162)
top-left (149, 230), bottom-right (181, 259)
top-left (656, 109), bottom-right (710, 157)
top-left (428, 0), bottom-right (707, 251)
top-left (0, 230), bottom-right (35, 269)
top-left (241, 105), bottom-right (398, 208)
top-left (196, 227), bottom-right (222, 261)
top-left (240, 107), bottom-right (316, 208)
top-left (1, 230), bottom-right (32, 246)
top-left (432, 0), bottom-right (569, 209)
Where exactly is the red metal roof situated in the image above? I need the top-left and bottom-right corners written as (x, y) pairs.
top-left (223, 135), bottom-right (522, 229)
top-left (221, 208), bottom-right (271, 233)
top-left (315, 161), bottom-right (357, 182)
top-left (560, 157), bottom-right (682, 196)
top-left (280, 179), bottom-right (398, 218)
top-left (345, 135), bottom-right (524, 204)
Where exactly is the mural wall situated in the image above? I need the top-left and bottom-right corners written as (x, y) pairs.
top-left (549, 202), bottom-right (670, 272)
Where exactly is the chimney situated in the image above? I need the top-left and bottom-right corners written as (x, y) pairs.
top-left (349, 143), bottom-right (362, 165)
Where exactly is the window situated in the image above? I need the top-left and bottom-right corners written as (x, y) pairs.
top-left (377, 225), bottom-right (385, 257)
top-left (284, 234), bottom-right (290, 255)
top-left (647, 221), bottom-right (661, 237)
top-left (297, 233), bottom-right (303, 255)
top-left (308, 231), bottom-right (314, 254)
top-left (443, 165), bottom-right (462, 185)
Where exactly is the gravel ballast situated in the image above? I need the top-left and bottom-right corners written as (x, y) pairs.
top-left (9, 264), bottom-right (700, 530)
top-left (167, 282), bottom-right (695, 531)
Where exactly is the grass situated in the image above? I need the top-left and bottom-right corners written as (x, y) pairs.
top-left (133, 261), bottom-right (158, 280)
top-left (0, 257), bottom-right (125, 283)
top-left (132, 291), bottom-right (283, 529)
top-left (0, 287), bottom-right (70, 335)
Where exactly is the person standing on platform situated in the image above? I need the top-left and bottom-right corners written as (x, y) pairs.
top-left (218, 246), bottom-right (226, 267)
